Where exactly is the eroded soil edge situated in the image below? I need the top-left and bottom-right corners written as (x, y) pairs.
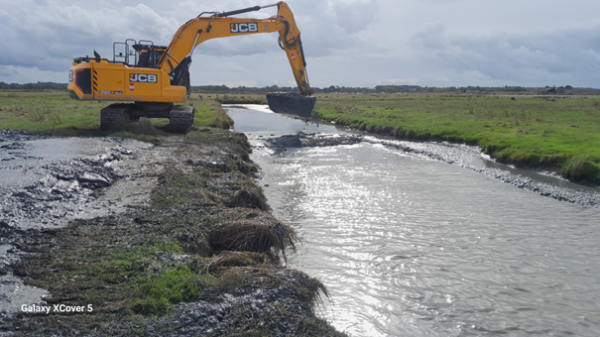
top-left (1, 128), bottom-right (344, 337)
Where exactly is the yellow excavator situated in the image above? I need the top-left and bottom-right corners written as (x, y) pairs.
top-left (67, 2), bottom-right (315, 132)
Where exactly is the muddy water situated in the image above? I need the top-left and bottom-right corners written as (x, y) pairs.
top-left (226, 106), bottom-right (600, 337)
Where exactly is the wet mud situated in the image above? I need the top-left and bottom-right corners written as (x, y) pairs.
top-left (0, 129), bottom-right (157, 229)
top-left (265, 132), bottom-right (363, 154)
top-left (0, 129), bottom-right (343, 336)
top-left (145, 268), bottom-right (326, 336)
top-left (265, 132), bottom-right (600, 207)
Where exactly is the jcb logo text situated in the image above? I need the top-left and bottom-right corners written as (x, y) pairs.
top-left (230, 23), bottom-right (258, 33)
top-left (130, 74), bottom-right (157, 83)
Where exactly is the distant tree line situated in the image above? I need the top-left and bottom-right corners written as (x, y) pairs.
top-left (193, 84), bottom-right (580, 94)
top-left (0, 82), bottom-right (585, 94)
top-left (374, 85), bottom-right (534, 93)
top-left (191, 84), bottom-right (375, 93)
top-left (191, 85), bottom-right (301, 93)
top-left (0, 82), bottom-right (68, 91)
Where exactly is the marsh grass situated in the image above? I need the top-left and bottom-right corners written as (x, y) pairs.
top-left (214, 93), bottom-right (267, 105)
top-left (207, 251), bottom-right (271, 271)
top-left (314, 93), bottom-right (600, 182)
top-left (187, 98), bottom-right (234, 129)
top-left (131, 267), bottom-right (204, 315)
top-left (0, 91), bottom-right (234, 137)
top-left (561, 156), bottom-right (600, 182)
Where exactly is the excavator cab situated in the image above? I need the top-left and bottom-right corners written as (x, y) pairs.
top-left (111, 39), bottom-right (166, 68)
top-left (134, 44), bottom-right (167, 68)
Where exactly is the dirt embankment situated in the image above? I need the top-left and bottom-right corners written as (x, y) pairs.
top-left (1, 128), bottom-right (345, 336)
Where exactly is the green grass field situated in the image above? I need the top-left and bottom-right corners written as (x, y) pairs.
top-left (2, 90), bottom-right (600, 183)
top-left (313, 93), bottom-right (600, 182)
top-left (0, 91), bottom-right (232, 139)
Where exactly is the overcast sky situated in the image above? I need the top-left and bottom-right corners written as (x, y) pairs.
top-left (1, 0), bottom-right (600, 88)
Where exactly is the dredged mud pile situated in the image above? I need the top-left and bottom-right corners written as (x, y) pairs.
top-left (265, 132), bottom-right (363, 154)
top-left (0, 129), bottom-right (157, 229)
top-left (264, 132), bottom-right (600, 207)
top-left (0, 128), bottom-right (344, 337)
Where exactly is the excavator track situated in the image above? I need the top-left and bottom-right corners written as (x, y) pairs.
top-left (168, 106), bottom-right (195, 133)
top-left (100, 103), bottom-right (194, 133)
top-left (100, 103), bottom-right (132, 130)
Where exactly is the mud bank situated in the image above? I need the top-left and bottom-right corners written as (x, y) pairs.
top-left (0, 129), bottom-right (157, 229)
top-left (0, 128), bottom-right (344, 336)
top-left (265, 132), bottom-right (363, 154)
top-left (265, 132), bottom-right (600, 206)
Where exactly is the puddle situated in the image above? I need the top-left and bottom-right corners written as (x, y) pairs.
top-left (0, 244), bottom-right (49, 322)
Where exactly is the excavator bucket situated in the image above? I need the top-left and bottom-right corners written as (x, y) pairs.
top-left (266, 92), bottom-right (316, 119)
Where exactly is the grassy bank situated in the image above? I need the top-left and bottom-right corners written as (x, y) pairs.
top-left (313, 93), bottom-right (600, 183)
top-left (213, 92), bottom-right (268, 105)
top-left (0, 90), bottom-right (232, 139)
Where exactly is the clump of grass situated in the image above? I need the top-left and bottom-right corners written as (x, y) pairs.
top-left (561, 157), bottom-right (600, 182)
top-left (289, 269), bottom-right (329, 303)
top-left (212, 268), bottom-right (249, 292)
top-left (207, 251), bottom-right (271, 271)
top-left (131, 267), bottom-right (203, 315)
top-left (226, 185), bottom-right (269, 210)
top-left (178, 231), bottom-right (212, 256)
top-left (208, 209), bottom-right (297, 261)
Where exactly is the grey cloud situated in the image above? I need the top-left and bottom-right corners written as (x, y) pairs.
top-left (186, 0), bottom-right (360, 59)
top-left (0, 0), bottom-right (362, 82)
top-left (332, 0), bottom-right (378, 34)
top-left (4, 0), bottom-right (600, 87)
top-left (410, 23), bottom-right (600, 85)
top-left (0, 1), bottom-right (179, 72)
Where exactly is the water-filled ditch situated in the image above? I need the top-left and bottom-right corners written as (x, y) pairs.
top-left (227, 105), bottom-right (600, 337)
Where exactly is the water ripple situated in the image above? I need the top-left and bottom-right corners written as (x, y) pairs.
top-left (254, 142), bottom-right (600, 337)
top-left (227, 107), bottom-right (600, 337)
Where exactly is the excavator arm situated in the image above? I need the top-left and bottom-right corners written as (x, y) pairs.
top-left (67, 1), bottom-right (315, 132)
top-left (160, 2), bottom-right (313, 96)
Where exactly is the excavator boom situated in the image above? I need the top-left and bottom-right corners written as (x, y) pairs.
top-left (158, 2), bottom-right (312, 96)
top-left (67, 2), bottom-right (315, 131)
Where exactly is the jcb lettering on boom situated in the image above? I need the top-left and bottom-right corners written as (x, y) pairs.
top-left (130, 74), bottom-right (157, 83)
top-left (230, 23), bottom-right (258, 33)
